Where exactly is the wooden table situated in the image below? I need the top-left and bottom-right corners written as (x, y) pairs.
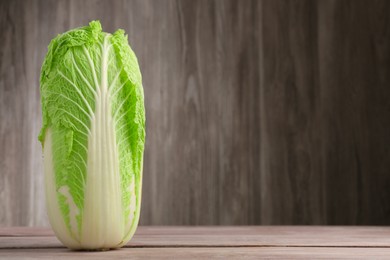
top-left (1, 226), bottom-right (390, 259)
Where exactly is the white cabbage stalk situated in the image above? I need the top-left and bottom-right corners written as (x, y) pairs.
top-left (39, 21), bottom-right (145, 250)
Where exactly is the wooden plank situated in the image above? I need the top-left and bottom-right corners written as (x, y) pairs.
top-left (0, 0), bottom-right (47, 227)
top-left (2, 227), bottom-right (390, 248)
top-left (0, 227), bottom-right (52, 237)
top-left (134, 0), bottom-right (264, 226)
top-left (260, 0), bottom-right (390, 225)
top-left (2, 247), bottom-right (390, 259)
top-left (316, 0), bottom-right (390, 225)
top-left (260, 0), bottom-right (325, 225)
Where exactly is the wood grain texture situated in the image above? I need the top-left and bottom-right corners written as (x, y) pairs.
top-left (3, 248), bottom-right (390, 260)
top-left (1, 0), bottom-right (390, 226)
top-left (260, 0), bottom-right (390, 225)
top-left (2, 227), bottom-right (390, 259)
top-left (3, 226), bottom-right (390, 248)
top-left (4, 248), bottom-right (390, 260)
top-left (317, 0), bottom-right (390, 225)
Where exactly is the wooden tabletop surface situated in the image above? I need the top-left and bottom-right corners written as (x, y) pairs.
top-left (1, 226), bottom-right (390, 259)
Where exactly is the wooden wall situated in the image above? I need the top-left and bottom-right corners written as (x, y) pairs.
top-left (1, 0), bottom-right (390, 226)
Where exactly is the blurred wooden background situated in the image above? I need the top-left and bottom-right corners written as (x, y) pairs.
top-left (1, 0), bottom-right (390, 226)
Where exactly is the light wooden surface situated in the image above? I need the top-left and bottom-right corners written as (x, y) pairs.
top-left (1, 0), bottom-right (390, 227)
top-left (1, 227), bottom-right (390, 259)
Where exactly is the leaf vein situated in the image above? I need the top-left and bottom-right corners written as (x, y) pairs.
top-left (58, 70), bottom-right (94, 115)
top-left (46, 90), bottom-right (93, 121)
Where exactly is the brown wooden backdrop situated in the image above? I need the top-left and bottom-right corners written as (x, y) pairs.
top-left (1, 0), bottom-right (390, 226)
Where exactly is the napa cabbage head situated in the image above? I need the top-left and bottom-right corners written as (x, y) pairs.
top-left (39, 21), bottom-right (145, 250)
